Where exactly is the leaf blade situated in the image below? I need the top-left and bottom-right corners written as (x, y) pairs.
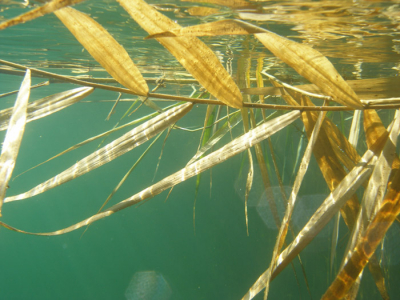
top-left (117, 0), bottom-right (242, 109)
top-left (0, 69), bottom-right (31, 215)
top-left (54, 7), bottom-right (149, 96)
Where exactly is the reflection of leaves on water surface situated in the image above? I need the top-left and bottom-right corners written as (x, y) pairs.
top-left (0, 0), bottom-right (399, 299)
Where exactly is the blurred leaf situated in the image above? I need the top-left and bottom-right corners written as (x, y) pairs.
top-left (244, 149), bottom-right (253, 236)
top-left (243, 149), bottom-right (376, 300)
top-left (187, 6), bottom-right (220, 16)
top-left (5, 103), bottom-right (193, 203)
top-left (263, 108), bottom-right (325, 298)
top-left (0, 87), bottom-right (93, 131)
top-left (148, 19), bottom-right (363, 109)
top-left (242, 77), bottom-right (400, 101)
top-left (181, 0), bottom-right (253, 9)
top-left (0, 0), bottom-right (86, 31)
top-left (322, 110), bottom-right (400, 300)
top-left (0, 70), bottom-right (30, 215)
top-left (1, 110), bottom-right (300, 235)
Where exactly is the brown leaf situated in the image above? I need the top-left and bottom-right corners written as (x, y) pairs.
top-left (322, 111), bottom-right (400, 300)
top-left (117, 0), bottom-right (242, 109)
top-left (187, 7), bottom-right (220, 17)
top-left (243, 149), bottom-right (376, 300)
top-left (181, 0), bottom-right (253, 9)
top-left (256, 31), bottom-right (362, 109)
top-left (0, 0), bottom-right (86, 31)
top-left (147, 19), bottom-right (363, 109)
top-left (55, 7), bottom-right (148, 96)
top-left (242, 77), bottom-right (400, 101)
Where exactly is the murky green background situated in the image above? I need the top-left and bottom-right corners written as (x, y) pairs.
top-left (0, 1), bottom-right (400, 299)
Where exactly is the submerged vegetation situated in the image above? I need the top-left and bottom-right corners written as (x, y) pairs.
top-left (0, 0), bottom-right (400, 299)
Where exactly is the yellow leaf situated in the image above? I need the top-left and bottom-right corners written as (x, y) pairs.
top-left (187, 7), bottom-right (220, 17)
top-left (55, 7), bottom-right (148, 96)
top-left (0, 0), bottom-right (86, 31)
top-left (117, 0), bottom-right (242, 109)
top-left (181, 0), bottom-right (253, 8)
top-left (255, 31), bottom-right (363, 109)
top-left (147, 19), bottom-right (363, 109)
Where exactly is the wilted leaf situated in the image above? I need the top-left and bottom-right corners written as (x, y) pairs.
top-left (1, 110), bottom-right (300, 235)
top-left (187, 7), bottom-right (220, 17)
top-left (272, 80), bottom-right (361, 229)
top-left (242, 76), bottom-right (400, 101)
top-left (262, 109), bottom-right (325, 298)
top-left (0, 0), bottom-right (86, 31)
top-left (117, 0), bottom-right (242, 109)
top-left (322, 112), bottom-right (400, 299)
top-left (55, 7), bottom-right (149, 96)
top-left (181, 0), bottom-right (253, 9)
top-left (0, 69), bottom-right (30, 215)
top-left (5, 103), bottom-right (193, 203)
top-left (15, 107), bottom-right (165, 180)
top-left (256, 30), bottom-right (362, 109)
top-left (348, 110), bottom-right (362, 148)
top-left (148, 19), bottom-right (363, 109)
top-left (243, 149), bottom-right (376, 300)
top-left (0, 87), bottom-right (93, 131)
top-left (188, 111), bottom-right (241, 165)
top-left (244, 149), bottom-right (253, 236)
top-left (335, 110), bottom-right (400, 300)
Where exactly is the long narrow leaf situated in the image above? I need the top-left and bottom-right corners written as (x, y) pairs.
top-left (117, 0), bottom-right (242, 109)
top-left (0, 0), bottom-right (85, 31)
top-left (146, 19), bottom-right (362, 109)
top-left (5, 103), bottom-right (193, 203)
top-left (321, 111), bottom-right (400, 299)
top-left (242, 149), bottom-right (376, 300)
top-left (0, 69), bottom-right (31, 215)
top-left (0, 87), bottom-right (93, 131)
top-left (55, 7), bottom-right (149, 96)
top-left (263, 108), bottom-right (325, 298)
top-left (0, 111), bottom-right (300, 235)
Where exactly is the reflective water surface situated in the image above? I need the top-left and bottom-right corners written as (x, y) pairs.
top-left (0, 1), bottom-right (399, 299)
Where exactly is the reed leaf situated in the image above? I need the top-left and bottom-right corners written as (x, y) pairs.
top-left (242, 77), bottom-right (400, 101)
top-left (146, 19), bottom-right (362, 109)
top-left (0, 0), bottom-right (85, 31)
top-left (0, 87), bottom-right (93, 131)
top-left (263, 108), bottom-right (325, 299)
top-left (54, 7), bottom-right (149, 96)
top-left (5, 103), bottom-right (193, 203)
top-left (243, 149), bottom-right (377, 300)
top-left (244, 149), bottom-right (253, 236)
top-left (14, 106), bottom-right (166, 180)
top-left (181, 0), bottom-right (252, 8)
top-left (271, 79), bottom-right (361, 229)
top-left (188, 111), bottom-right (242, 165)
top-left (0, 69), bottom-right (30, 215)
top-left (335, 111), bottom-right (400, 297)
top-left (349, 110), bottom-right (362, 148)
top-left (117, 0), bottom-right (242, 109)
top-left (0, 110), bottom-right (300, 235)
top-left (322, 111), bottom-right (400, 299)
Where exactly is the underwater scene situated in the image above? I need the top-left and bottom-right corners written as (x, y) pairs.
top-left (0, 0), bottom-right (400, 299)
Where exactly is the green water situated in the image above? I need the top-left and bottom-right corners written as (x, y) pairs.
top-left (0, 1), bottom-right (400, 299)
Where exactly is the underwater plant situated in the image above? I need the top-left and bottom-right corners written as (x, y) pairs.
top-left (0, 0), bottom-right (399, 299)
